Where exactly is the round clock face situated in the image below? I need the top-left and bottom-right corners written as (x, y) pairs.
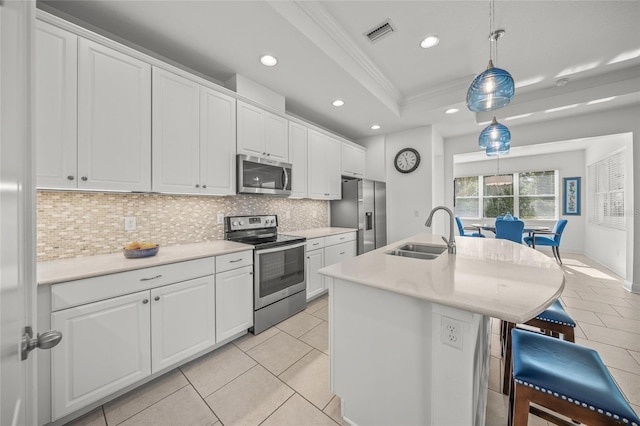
top-left (394, 148), bottom-right (420, 173)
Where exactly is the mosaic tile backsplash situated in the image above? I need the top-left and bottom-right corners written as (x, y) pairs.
top-left (37, 191), bottom-right (329, 261)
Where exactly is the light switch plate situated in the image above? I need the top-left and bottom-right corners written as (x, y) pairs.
top-left (217, 213), bottom-right (224, 225)
top-left (124, 217), bottom-right (136, 231)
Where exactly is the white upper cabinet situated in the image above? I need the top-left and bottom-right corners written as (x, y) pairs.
top-left (152, 68), bottom-right (200, 194)
top-left (152, 68), bottom-right (236, 195)
top-left (307, 129), bottom-right (341, 200)
top-left (237, 100), bottom-right (288, 162)
top-left (342, 142), bottom-right (366, 178)
top-left (288, 121), bottom-right (308, 198)
top-left (77, 38), bottom-right (151, 191)
top-left (200, 87), bottom-right (236, 195)
top-left (35, 20), bottom-right (78, 189)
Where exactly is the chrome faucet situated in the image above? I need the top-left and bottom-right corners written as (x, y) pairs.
top-left (425, 206), bottom-right (456, 254)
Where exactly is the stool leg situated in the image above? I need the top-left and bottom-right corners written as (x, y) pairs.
top-left (511, 383), bottom-right (533, 426)
top-left (502, 321), bottom-right (515, 396)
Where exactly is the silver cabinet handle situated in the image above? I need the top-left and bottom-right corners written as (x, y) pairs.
top-left (140, 274), bottom-right (162, 281)
top-left (67, 175), bottom-right (75, 181)
top-left (142, 299), bottom-right (149, 304)
top-left (339, 237), bottom-right (345, 240)
top-left (229, 258), bottom-right (242, 263)
top-left (202, 184), bottom-right (207, 188)
top-left (340, 251), bottom-right (345, 255)
top-left (154, 296), bottom-right (160, 301)
top-left (81, 176), bottom-right (88, 181)
top-left (195, 184), bottom-right (200, 188)
top-left (249, 272), bottom-right (253, 275)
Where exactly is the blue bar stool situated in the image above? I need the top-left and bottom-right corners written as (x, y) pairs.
top-left (509, 328), bottom-right (640, 426)
top-left (502, 300), bottom-right (576, 396)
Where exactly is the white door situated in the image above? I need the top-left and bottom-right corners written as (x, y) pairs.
top-left (151, 67), bottom-right (200, 194)
top-left (236, 100), bottom-right (266, 157)
top-left (215, 266), bottom-right (253, 342)
top-left (288, 121), bottom-right (307, 198)
top-left (265, 113), bottom-right (288, 162)
top-left (0, 2), bottom-right (37, 425)
top-left (151, 276), bottom-right (216, 373)
top-left (77, 38), bottom-right (151, 191)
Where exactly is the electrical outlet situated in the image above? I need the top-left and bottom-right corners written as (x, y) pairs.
top-left (124, 216), bottom-right (137, 231)
top-left (414, 209), bottom-right (420, 218)
top-left (285, 210), bottom-right (291, 219)
top-left (217, 213), bottom-right (224, 225)
top-left (441, 316), bottom-right (463, 349)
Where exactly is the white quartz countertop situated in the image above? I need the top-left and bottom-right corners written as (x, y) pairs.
top-left (38, 240), bottom-right (253, 285)
top-left (282, 227), bottom-right (357, 239)
top-left (318, 233), bottom-right (565, 323)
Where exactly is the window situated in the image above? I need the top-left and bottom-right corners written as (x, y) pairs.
top-left (454, 170), bottom-right (557, 219)
top-left (588, 150), bottom-right (625, 230)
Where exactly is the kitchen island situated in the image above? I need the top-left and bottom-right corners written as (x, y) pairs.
top-left (318, 233), bottom-right (565, 426)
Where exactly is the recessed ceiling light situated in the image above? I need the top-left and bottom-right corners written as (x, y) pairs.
top-left (371, 124), bottom-right (381, 130)
top-left (555, 78), bottom-right (570, 87)
top-left (332, 99), bottom-right (345, 107)
top-left (445, 108), bottom-right (459, 114)
top-left (587, 96), bottom-right (616, 105)
top-left (260, 55), bottom-right (278, 67)
top-left (420, 35), bottom-right (440, 49)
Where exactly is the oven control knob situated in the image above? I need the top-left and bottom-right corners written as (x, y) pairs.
top-left (239, 220), bottom-right (244, 226)
top-left (232, 221), bottom-right (238, 227)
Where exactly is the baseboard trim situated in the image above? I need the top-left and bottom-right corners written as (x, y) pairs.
top-left (623, 280), bottom-right (640, 293)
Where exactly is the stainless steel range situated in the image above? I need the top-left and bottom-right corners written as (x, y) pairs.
top-left (224, 215), bottom-right (306, 334)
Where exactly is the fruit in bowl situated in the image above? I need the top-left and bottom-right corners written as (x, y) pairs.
top-left (123, 241), bottom-right (159, 258)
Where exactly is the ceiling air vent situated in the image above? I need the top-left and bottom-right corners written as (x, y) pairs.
top-left (365, 19), bottom-right (395, 43)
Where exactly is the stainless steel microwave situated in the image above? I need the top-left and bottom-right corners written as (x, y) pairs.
top-left (237, 154), bottom-right (292, 196)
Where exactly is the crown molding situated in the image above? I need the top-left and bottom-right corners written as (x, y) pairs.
top-left (267, 0), bottom-right (402, 116)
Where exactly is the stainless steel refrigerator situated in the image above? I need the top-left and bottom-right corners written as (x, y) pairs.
top-left (330, 179), bottom-right (387, 254)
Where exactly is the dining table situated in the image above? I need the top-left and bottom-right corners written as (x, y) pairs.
top-left (469, 223), bottom-right (555, 248)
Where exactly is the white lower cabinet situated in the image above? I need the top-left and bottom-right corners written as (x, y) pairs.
top-left (215, 265), bottom-right (253, 342)
top-left (151, 276), bottom-right (216, 373)
top-left (51, 291), bottom-right (151, 420)
top-left (49, 252), bottom-right (254, 421)
top-left (305, 233), bottom-right (357, 301)
top-left (306, 247), bottom-right (325, 300)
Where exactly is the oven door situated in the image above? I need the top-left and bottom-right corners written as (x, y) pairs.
top-left (254, 241), bottom-right (306, 309)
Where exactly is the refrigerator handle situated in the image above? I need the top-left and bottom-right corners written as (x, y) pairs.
top-left (365, 212), bottom-right (373, 230)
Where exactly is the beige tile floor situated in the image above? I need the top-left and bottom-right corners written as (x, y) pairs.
top-left (66, 253), bottom-right (639, 426)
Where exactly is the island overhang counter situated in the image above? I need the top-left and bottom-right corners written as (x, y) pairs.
top-left (318, 233), bottom-right (565, 426)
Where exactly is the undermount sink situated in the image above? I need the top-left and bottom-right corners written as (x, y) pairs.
top-left (397, 244), bottom-right (447, 255)
top-left (386, 243), bottom-right (447, 260)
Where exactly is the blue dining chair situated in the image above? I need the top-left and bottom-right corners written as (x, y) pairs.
top-left (523, 219), bottom-right (568, 264)
top-left (495, 219), bottom-right (525, 244)
top-left (455, 216), bottom-right (485, 238)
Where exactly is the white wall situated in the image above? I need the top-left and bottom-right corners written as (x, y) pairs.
top-left (583, 133), bottom-right (632, 277)
top-left (454, 150), bottom-right (586, 255)
top-left (385, 126), bottom-right (435, 243)
top-left (442, 105), bottom-right (639, 288)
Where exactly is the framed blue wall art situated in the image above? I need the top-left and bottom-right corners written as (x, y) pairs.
top-left (563, 177), bottom-right (581, 215)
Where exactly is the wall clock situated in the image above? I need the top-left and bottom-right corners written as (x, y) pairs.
top-left (394, 148), bottom-right (420, 174)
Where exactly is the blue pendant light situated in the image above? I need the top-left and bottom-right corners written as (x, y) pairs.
top-left (467, 58), bottom-right (514, 112)
top-left (466, 1), bottom-right (515, 113)
top-left (479, 117), bottom-right (511, 149)
top-left (486, 142), bottom-right (510, 156)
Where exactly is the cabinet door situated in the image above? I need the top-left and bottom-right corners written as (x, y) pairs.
top-left (216, 265), bottom-right (253, 342)
top-left (265, 113), bottom-right (288, 162)
top-left (78, 38), bottom-right (151, 191)
top-left (35, 21), bottom-right (78, 189)
top-left (288, 121), bottom-right (307, 198)
top-left (307, 129), bottom-right (329, 199)
top-left (150, 276), bottom-right (216, 373)
top-left (152, 68), bottom-right (200, 194)
top-left (306, 248), bottom-right (325, 300)
top-left (326, 137), bottom-right (343, 199)
top-left (237, 101), bottom-right (266, 158)
top-left (51, 291), bottom-right (151, 420)
top-left (200, 87), bottom-right (236, 195)
top-left (324, 241), bottom-right (357, 267)
top-left (342, 143), bottom-right (365, 178)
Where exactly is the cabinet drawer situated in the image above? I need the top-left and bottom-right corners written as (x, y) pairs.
top-left (306, 237), bottom-right (325, 250)
top-left (216, 250), bottom-right (253, 273)
top-left (324, 241), bottom-right (357, 267)
top-left (325, 232), bottom-right (356, 247)
top-left (52, 257), bottom-right (215, 311)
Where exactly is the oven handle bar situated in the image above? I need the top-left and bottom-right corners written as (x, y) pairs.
top-left (254, 241), bottom-right (306, 254)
